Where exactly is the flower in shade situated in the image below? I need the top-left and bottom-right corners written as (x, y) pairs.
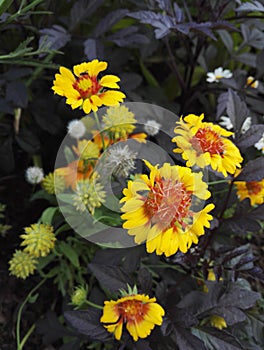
top-left (102, 105), bottom-right (136, 140)
top-left (206, 67), bottom-right (232, 83)
top-left (73, 173), bottom-right (106, 214)
top-left (100, 287), bottom-right (165, 341)
top-left (42, 172), bottom-right (66, 194)
top-left (210, 315), bottom-right (227, 330)
top-left (254, 132), bottom-right (264, 154)
top-left (103, 144), bottom-right (137, 178)
top-left (67, 119), bottom-right (86, 139)
top-left (9, 250), bottom-right (37, 279)
top-left (20, 223), bottom-right (56, 258)
top-left (25, 166), bottom-right (44, 184)
top-left (246, 76), bottom-right (259, 89)
top-left (144, 120), bottom-right (161, 136)
top-left (120, 161), bottom-right (215, 257)
top-left (172, 114), bottom-right (243, 177)
top-left (234, 179), bottom-right (264, 206)
top-left (219, 116), bottom-right (251, 134)
top-left (52, 60), bottom-right (126, 114)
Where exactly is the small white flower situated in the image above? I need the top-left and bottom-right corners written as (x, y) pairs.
top-left (67, 119), bottom-right (86, 139)
top-left (25, 166), bottom-right (44, 184)
top-left (246, 76), bottom-right (259, 89)
top-left (219, 116), bottom-right (251, 134)
top-left (104, 145), bottom-right (137, 178)
top-left (144, 120), bottom-right (162, 136)
top-left (254, 132), bottom-right (264, 154)
top-left (206, 67), bottom-right (233, 83)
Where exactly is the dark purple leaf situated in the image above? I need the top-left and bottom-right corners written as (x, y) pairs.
top-left (236, 52), bottom-right (257, 67)
top-left (173, 3), bottom-right (184, 22)
top-left (0, 138), bottom-right (14, 174)
top-left (84, 38), bottom-right (104, 60)
top-left (189, 22), bottom-right (217, 40)
top-left (236, 1), bottom-right (264, 12)
top-left (218, 30), bottom-right (233, 53)
top-left (120, 73), bottom-right (143, 91)
top-left (39, 25), bottom-right (71, 52)
top-left (137, 268), bottom-right (152, 294)
top-left (70, 0), bottom-right (104, 30)
top-left (112, 33), bottom-right (149, 47)
top-left (226, 89), bottom-right (250, 132)
top-left (15, 129), bottom-right (40, 154)
top-left (235, 157), bottom-right (264, 181)
top-left (241, 24), bottom-right (264, 50)
top-left (0, 97), bottom-right (13, 114)
top-left (6, 81), bottom-right (28, 108)
top-left (211, 20), bottom-right (238, 32)
top-left (256, 49), bottom-right (264, 76)
top-left (248, 204), bottom-right (264, 220)
top-left (173, 327), bottom-right (207, 350)
top-left (64, 310), bottom-right (110, 341)
top-left (155, 0), bottom-right (171, 12)
top-left (93, 9), bottom-right (129, 38)
top-left (3, 67), bottom-right (32, 81)
top-left (216, 92), bottom-right (228, 118)
top-left (88, 263), bottom-right (133, 292)
top-left (134, 339), bottom-right (152, 350)
top-left (220, 284), bottom-right (260, 310)
top-left (237, 124), bottom-right (264, 149)
top-left (246, 267), bottom-right (264, 281)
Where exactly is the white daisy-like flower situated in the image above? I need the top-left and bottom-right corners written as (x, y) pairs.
top-left (67, 119), bottom-right (86, 139)
top-left (246, 76), bottom-right (259, 89)
top-left (219, 116), bottom-right (251, 134)
top-left (25, 166), bottom-right (44, 184)
top-left (206, 67), bottom-right (232, 83)
top-left (254, 132), bottom-right (264, 154)
top-left (144, 119), bottom-right (162, 136)
top-left (104, 145), bottom-right (137, 178)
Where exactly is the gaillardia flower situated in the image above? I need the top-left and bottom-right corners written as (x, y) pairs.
top-left (121, 161), bottom-right (215, 257)
top-left (52, 59), bottom-right (126, 114)
top-left (234, 179), bottom-right (264, 206)
top-left (9, 250), bottom-right (37, 279)
top-left (20, 223), bottom-right (56, 258)
top-left (100, 291), bottom-right (165, 341)
top-left (172, 114), bottom-right (243, 177)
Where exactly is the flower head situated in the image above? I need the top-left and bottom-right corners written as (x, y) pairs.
top-left (121, 161), bottom-right (214, 257)
top-left (234, 179), bottom-right (264, 206)
top-left (20, 223), bottom-right (56, 257)
top-left (73, 139), bottom-right (100, 161)
top-left (73, 173), bottom-right (106, 214)
top-left (42, 172), bottom-right (66, 194)
top-left (71, 285), bottom-right (88, 307)
top-left (25, 166), bottom-right (44, 184)
top-left (9, 250), bottom-right (37, 279)
top-left (100, 289), bottom-right (165, 341)
top-left (246, 76), bottom-right (259, 89)
top-left (172, 114), bottom-right (243, 177)
top-left (52, 60), bottom-right (126, 114)
top-left (103, 144), bottom-right (137, 178)
top-left (210, 315), bottom-right (227, 330)
top-left (254, 132), bottom-right (264, 154)
top-left (206, 67), bottom-right (232, 83)
top-left (144, 120), bottom-right (161, 136)
top-left (102, 105), bottom-right (136, 140)
top-left (67, 119), bottom-right (86, 139)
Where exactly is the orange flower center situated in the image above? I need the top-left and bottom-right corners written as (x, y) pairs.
top-left (143, 177), bottom-right (193, 228)
top-left (72, 74), bottom-right (102, 99)
top-left (246, 181), bottom-right (262, 195)
top-left (191, 127), bottom-right (224, 156)
top-left (116, 299), bottom-right (149, 323)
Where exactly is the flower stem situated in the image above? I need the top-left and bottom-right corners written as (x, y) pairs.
top-left (208, 179), bottom-right (230, 185)
top-left (84, 299), bottom-right (103, 310)
top-left (93, 111), bottom-right (105, 150)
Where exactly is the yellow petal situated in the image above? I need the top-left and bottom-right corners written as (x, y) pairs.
top-left (100, 75), bottom-right (120, 88)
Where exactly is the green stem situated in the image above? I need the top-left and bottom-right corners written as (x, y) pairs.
top-left (208, 179), bottom-right (230, 185)
top-left (16, 279), bottom-right (46, 350)
top-left (93, 111), bottom-right (105, 150)
top-left (84, 299), bottom-right (103, 310)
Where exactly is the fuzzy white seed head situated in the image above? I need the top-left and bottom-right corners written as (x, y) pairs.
top-left (105, 145), bottom-right (137, 178)
top-left (25, 166), bottom-right (44, 184)
top-left (67, 119), bottom-right (86, 139)
top-left (144, 120), bottom-right (162, 136)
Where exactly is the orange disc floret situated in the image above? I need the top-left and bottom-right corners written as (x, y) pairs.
top-left (52, 59), bottom-right (126, 114)
top-left (100, 293), bottom-right (165, 341)
top-left (172, 114), bottom-right (243, 177)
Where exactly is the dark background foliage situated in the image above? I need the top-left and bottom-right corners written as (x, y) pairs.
top-left (0, 0), bottom-right (263, 349)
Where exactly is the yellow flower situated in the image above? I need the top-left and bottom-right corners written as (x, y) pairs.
top-left (20, 223), bottom-right (56, 258)
top-left (42, 172), bottom-right (66, 194)
top-left (234, 179), bottom-right (264, 206)
top-left (121, 160), bottom-right (215, 257)
top-left (9, 250), bottom-right (37, 279)
top-left (100, 293), bottom-right (165, 341)
top-left (73, 139), bottom-right (100, 161)
top-left (210, 315), bottom-right (227, 330)
top-left (52, 59), bottom-right (126, 114)
top-left (172, 114), bottom-right (243, 177)
top-left (246, 76), bottom-right (259, 89)
top-left (102, 105), bottom-right (136, 140)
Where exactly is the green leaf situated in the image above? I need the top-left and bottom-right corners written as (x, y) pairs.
top-left (39, 207), bottom-right (58, 225)
top-left (0, 0), bottom-right (14, 16)
top-left (58, 241), bottom-right (80, 268)
top-left (140, 59), bottom-right (159, 87)
top-left (28, 293), bottom-right (39, 304)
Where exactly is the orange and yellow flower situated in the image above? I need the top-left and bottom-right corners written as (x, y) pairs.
top-left (172, 114), bottom-right (243, 177)
top-left (100, 293), bottom-right (164, 341)
top-left (121, 161), bottom-right (215, 257)
top-left (234, 179), bottom-right (264, 206)
top-left (52, 60), bottom-right (126, 114)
